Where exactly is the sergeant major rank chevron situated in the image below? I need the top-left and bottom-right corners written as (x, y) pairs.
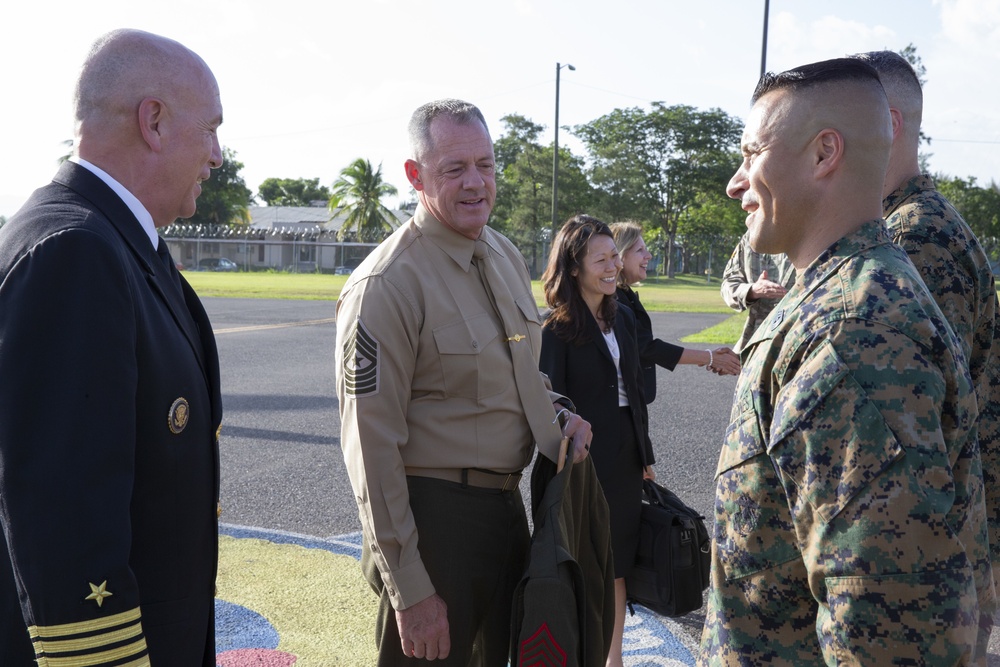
top-left (344, 318), bottom-right (379, 397)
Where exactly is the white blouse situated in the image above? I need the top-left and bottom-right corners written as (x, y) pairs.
top-left (601, 328), bottom-right (630, 407)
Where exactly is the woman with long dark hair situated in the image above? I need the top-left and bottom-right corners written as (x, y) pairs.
top-left (539, 214), bottom-right (654, 667)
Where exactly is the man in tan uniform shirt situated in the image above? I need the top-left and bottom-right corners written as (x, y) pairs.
top-left (335, 99), bottom-right (591, 666)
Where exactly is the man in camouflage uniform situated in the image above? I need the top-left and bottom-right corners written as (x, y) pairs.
top-left (698, 58), bottom-right (992, 666)
top-left (720, 232), bottom-right (796, 352)
top-left (854, 49), bottom-right (1000, 661)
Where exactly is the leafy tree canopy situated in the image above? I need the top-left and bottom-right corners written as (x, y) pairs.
top-left (492, 114), bottom-right (598, 276)
top-left (574, 102), bottom-right (743, 276)
top-left (936, 175), bottom-right (1000, 254)
top-left (329, 158), bottom-right (399, 242)
top-left (188, 146), bottom-right (253, 225)
top-left (258, 177), bottom-right (331, 207)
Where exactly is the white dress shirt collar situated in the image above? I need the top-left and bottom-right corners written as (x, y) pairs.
top-left (70, 156), bottom-right (159, 249)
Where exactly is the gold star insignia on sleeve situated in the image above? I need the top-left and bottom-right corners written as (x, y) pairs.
top-left (85, 581), bottom-right (113, 607)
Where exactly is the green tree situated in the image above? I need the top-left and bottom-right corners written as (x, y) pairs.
top-left (492, 113), bottom-right (545, 240)
top-left (493, 114), bottom-right (550, 272)
top-left (897, 43), bottom-right (933, 169)
top-left (937, 175), bottom-right (1000, 256)
top-left (257, 177), bottom-right (331, 207)
top-left (59, 139), bottom-right (74, 164)
top-left (676, 190), bottom-right (746, 278)
top-left (575, 103), bottom-right (743, 276)
top-left (188, 146), bottom-right (253, 225)
top-left (328, 158), bottom-right (399, 242)
top-left (493, 114), bottom-right (597, 276)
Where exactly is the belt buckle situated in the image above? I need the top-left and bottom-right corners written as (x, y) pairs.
top-left (501, 473), bottom-right (518, 492)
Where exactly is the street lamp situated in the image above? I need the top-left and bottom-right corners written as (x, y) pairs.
top-left (552, 62), bottom-right (575, 236)
top-left (760, 0), bottom-right (770, 78)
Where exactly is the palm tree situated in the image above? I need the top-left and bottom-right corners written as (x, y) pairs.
top-left (328, 158), bottom-right (399, 242)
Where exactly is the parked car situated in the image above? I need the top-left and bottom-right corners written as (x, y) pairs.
top-left (198, 257), bottom-right (238, 272)
top-left (335, 258), bottom-right (363, 275)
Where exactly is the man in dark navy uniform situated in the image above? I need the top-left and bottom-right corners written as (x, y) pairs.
top-left (0, 28), bottom-right (223, 666)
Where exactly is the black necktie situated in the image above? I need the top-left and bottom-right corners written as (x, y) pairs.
top-left (156, 238), bottom-right (183, 292)
top-left (473, 240), bottom-right (563, 461)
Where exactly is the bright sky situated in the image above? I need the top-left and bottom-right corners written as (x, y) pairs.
top-left (2, 0), bottom-right (998, 220)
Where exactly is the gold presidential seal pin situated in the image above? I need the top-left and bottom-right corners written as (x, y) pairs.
top-left (168, 397), bottom-right (190, 434)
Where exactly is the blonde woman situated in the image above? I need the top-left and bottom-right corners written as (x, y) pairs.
top-left (610, 222), bottom-right (739, 398)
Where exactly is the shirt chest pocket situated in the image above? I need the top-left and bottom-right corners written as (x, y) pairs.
top-left (432, 313), bottom-right (511, 400)
top-left (714, 339), bottom-right (906, 582)
top-left (714, 398), bottom-right (801, 581)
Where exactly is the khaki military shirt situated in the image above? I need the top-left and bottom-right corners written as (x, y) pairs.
top-left (885, 175), bottom-right (1000, 600)
top-left (720, 233), bottom-right (796, 352)
top-left (699, 221), bottom-right (986, 666)
top-left (335, 207), bottom-right (563, 611)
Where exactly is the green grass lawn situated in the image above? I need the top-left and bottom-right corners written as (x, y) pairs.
top-left (184, 271), bottom-right (737, 311)
top-left (182, 271), bottom-right (347, 300)
top-left (681, 312), bottom-right (748, 344)
top-left (183, 270), bottom-right (746, 343)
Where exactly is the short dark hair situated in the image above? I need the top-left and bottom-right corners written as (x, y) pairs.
top-left (752, 57), bottom-right (886, 104)
top-left (851, 50), bottom-right (922, 91)
top-left (850, 50), bottom-right (923, 123)
top-left (408, 99), bottom-right (490, 161)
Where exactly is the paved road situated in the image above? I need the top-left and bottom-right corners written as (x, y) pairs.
top-left (208, 298), bottom-right (735, 540)
top-left (208, 297), bottom-right (1000, 662)
top-left (208, 298), bottom-right (733, 656)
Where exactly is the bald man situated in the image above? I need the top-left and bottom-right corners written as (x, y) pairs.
top-left (853, 49), bottom-right (1000, 662)
top-left (0, 30), bottom-right (223, 665)
top-left (698, 58), bottom-right (989, 665)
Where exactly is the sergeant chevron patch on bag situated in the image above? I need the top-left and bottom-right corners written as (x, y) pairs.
top-left (344, 318), bottom-right (379, 397)
top-left (519, 622), bottom-right (566, 666)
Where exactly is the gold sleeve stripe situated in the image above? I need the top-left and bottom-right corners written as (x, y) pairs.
top-left (33, 637), bottom-right (148, 667)
top-left (31, 618), bottom-right (141, 653)
top-left (28, 607), bottom-right (142, 638)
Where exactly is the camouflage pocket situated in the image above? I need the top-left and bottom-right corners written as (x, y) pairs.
top-left (820, 566), bottom-right (977, 665)
top-left (769, 338), bottom-right (904, 524)
top-left (715, 404), bottom-right (800, 581)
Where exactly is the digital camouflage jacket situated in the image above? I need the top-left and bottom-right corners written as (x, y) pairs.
top-left (699, 220), bottom-right (990, 666)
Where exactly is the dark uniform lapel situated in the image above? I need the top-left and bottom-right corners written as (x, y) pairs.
top-left (53, 162), bottom-right (208, 374)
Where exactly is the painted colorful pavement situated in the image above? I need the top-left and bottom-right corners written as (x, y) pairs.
top-left (215, 523), bottom-right (698, 666)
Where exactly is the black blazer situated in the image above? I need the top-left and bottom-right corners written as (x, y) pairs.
top-left (540, 304), bottom-right (654, 475)
top-left (0, 162), bottom-right (222, 665)
top-left (616, 286), bottom-right (683, 404)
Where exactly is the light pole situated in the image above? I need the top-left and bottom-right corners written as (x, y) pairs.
top-left (760, 0), bottom-right (770, 78)
top-left (552, 62), bottom-right (575, 236)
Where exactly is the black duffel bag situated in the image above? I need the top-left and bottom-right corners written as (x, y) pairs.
top-left (625, 479), bottom-right (711, 617)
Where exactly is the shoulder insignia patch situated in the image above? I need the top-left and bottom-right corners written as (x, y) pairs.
top-left (344, 318), bottom-right (379, 397)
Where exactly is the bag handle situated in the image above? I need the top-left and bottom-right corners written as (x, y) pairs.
top-left (642, 478), bottom-right (671, 506)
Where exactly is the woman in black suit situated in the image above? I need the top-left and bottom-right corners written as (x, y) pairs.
top-left (610, 221), bottom-right (740, 402)
top-left (539, 215), bottom-right (653, 667)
